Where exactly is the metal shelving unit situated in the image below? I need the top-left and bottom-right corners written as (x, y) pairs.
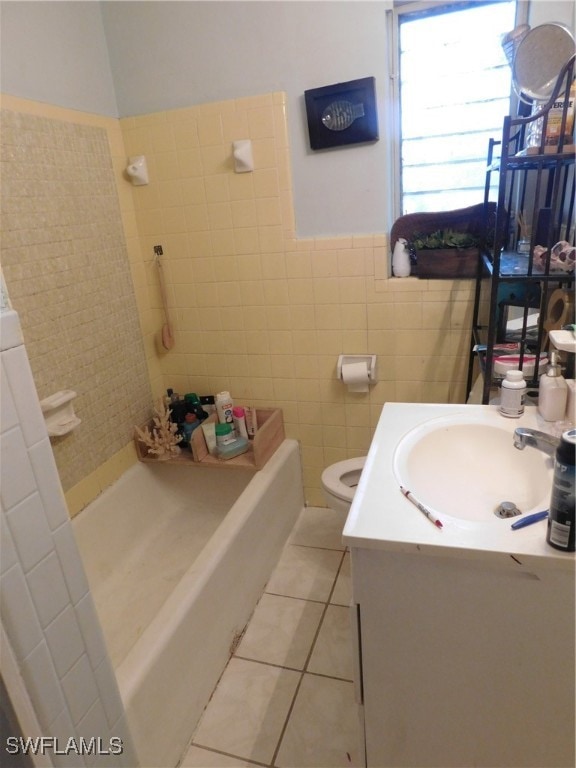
top-left (467, 55), bottom-right (575, 403)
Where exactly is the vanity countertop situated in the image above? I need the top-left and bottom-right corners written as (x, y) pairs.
top-left (343, 403), bottom-right (575, 569)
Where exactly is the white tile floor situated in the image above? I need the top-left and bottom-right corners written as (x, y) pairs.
top-left (179, 506), bottom-right (361, 768)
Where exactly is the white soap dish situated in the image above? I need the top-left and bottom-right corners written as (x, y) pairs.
top-left (40, 389), bottom-right (81, 437)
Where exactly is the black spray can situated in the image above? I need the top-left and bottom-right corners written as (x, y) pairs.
top-left (547, 429), bottom-right (576, 552)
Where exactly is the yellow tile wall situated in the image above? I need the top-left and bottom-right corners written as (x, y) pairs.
top-left (121, 92), bottom-right (475, 506)
top-left (0, 91), bottom-right (474, 510)
top-left (0, 95), bottom-right (152, 508)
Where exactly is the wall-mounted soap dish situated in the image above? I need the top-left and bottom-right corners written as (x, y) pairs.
top-left (40, 390), bottom-right (81, 437)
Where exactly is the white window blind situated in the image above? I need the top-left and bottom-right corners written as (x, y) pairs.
top-left (397, 0), bottom-right (517, 214)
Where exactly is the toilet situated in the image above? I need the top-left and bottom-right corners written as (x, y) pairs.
top-left (321, 457), bottom-right (366, 515)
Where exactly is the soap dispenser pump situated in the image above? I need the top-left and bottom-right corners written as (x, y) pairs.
top-left (538, 351), bottom-right (568, 421)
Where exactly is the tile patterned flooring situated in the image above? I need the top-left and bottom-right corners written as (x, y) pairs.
top-left (179, 506), bottom-right (361, 768)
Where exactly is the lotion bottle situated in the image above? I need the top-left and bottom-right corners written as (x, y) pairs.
top-left (538, 351), bottom-right (567, 422)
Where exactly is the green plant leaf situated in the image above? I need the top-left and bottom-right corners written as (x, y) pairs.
top-left (410, 228), bottom-right (480, 250)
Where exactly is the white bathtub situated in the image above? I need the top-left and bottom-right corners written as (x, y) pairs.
top-left (72, 439), bottom-right (304, 768)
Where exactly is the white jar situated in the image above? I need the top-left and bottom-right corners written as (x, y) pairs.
top-left (499, 370), bottom-right (526, 418)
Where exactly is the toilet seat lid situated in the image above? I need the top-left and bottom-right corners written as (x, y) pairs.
top-left (321, 457), bottom-right (366, 503)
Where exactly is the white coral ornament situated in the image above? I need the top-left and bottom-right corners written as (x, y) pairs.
top-left (135, 399), bottom-right (182, 459)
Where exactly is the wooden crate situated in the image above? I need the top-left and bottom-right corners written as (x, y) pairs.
top-left (134, 408), bottom-right (285, 471)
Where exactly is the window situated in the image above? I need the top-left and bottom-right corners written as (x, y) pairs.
top-left (393, 0), bottom-right (520, 215)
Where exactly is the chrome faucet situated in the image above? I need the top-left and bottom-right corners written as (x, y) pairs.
top-left (513, 428), bottom-right (559, 457)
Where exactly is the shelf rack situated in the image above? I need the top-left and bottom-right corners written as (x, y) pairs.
top-left (467, 55), bottom-right (575, 403)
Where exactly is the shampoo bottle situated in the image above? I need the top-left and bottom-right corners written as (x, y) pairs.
top-left (538, 351), bottom-right (567, 422)
top-left (215, 391), bottom-right (234, 425)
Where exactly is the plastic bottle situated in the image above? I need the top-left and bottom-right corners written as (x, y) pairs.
top-left (168, 394), bottom-right (186, 425)
top-left (546, 429), bottom-right (575, 552)
top-left (215, 391), bottom-right (234, 425)
top-left (184, 393), bottom-right (208, 422)
top-left (245, 406), bottom-right (258, 437)
top-left (538, 351), bottom-right (568, 422)
top-left (499, 370), bottom-right (526, 418)
top-left (392, 238), bottom-right (411, 277)
top-left (200, 395), bottom-right (216, 415)
top-left (180, 412), bottom-right (200, 446)
top-left (201, 421), bottom-right (217, 456)
top-left (232, 406), bottom-right (249, 439)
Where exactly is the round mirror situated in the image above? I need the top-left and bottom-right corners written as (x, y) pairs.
top-left (513, 23), bottom-right (575, 102)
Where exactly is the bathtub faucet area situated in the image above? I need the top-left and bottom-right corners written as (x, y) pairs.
top-left (513, 427), bottom-right (560, 457)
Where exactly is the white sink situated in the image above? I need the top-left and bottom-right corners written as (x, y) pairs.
top-left (393, 414), bottom-right (553, 523)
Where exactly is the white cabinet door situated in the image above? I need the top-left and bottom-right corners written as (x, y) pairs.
top-left (352, 547), bottom-right (575, 768)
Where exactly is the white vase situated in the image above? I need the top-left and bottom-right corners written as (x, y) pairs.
top-left (392, 238), bottom-right (411, 277)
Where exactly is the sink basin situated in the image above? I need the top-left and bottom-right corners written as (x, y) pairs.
top-left (393, 414), bottom-right (553, 523)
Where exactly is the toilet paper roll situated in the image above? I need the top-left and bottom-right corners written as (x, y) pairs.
top-left (544, 288), bottom-right (574, 332)
top-left (342, 361), bottom-right (370, 393)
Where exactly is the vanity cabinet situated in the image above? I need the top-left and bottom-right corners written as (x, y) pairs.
top-left (350, 547), bottom-right (575, 768)
top-left (344, 402), bottom-right (575, 768)
top-left (467, 55), bottom-right (575, 403)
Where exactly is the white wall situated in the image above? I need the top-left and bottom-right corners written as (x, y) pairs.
top-left (100, 0), bottom-right (393, 238)
top-left (1, 0), bottom-right (392, 238)
top-left (0, 1), bottom-right (118, 117)
top-left (1, 1), bottom-right (574, 238)
top-left (529, 0), bottom-right (575, 28)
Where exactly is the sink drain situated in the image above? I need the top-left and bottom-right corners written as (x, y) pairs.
top-left (495, 501), bottom-right (522, 519)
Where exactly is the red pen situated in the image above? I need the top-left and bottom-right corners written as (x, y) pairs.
top-left (400, 486), bottom-right (443, 529)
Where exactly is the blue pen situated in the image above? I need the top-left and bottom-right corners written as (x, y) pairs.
top-left (511, 510), bottom-right (549, 530)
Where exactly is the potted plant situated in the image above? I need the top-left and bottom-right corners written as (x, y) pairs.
top-left (409, 228), bottom-right (482, 279)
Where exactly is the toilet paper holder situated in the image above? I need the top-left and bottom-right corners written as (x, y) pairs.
top-left (337, 355), bottom-right (377, 383)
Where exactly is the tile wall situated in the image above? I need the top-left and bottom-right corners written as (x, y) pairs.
top-left (0, 99), bottom-right (152, 501)
top-left (121, 92), bottom-right (475, 505)
top-left (0, 309), bottom-right (137, 767)
top-left (0, 91), bottom-right (474, 510)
